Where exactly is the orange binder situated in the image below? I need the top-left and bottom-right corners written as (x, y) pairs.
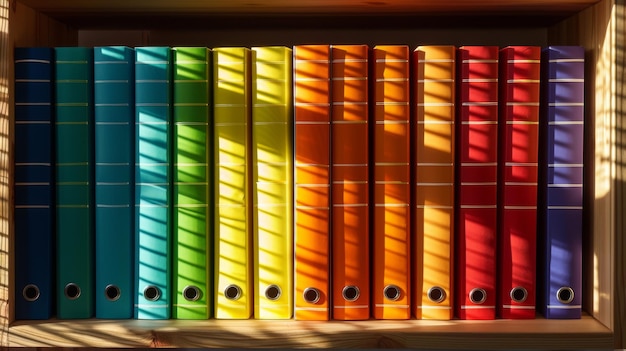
top-left (331, 45), bottom-right (370, 320)
top-left (294, 45), bottom-right (331, 320)
top-left (413, 45), bottom-right (455, 320)
top-left (372, 45), bottom-right (411, 320)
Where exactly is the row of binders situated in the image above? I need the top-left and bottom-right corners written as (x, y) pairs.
top-left (14, 44), bottom-right (584, 321)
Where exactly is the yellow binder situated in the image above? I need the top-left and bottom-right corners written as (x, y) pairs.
top-left (251, 46), bottom-right (293, 319)
top-left (413, 45), bottom-right (455, 320)
top-left (213, 47), bottom-right (253, 319)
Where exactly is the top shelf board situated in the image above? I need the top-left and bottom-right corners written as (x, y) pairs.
top-left (17, 0), bottom-right (601, 15)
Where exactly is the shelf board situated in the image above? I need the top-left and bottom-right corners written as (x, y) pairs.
top-left (16, 0), bottom-right (601, 14)
top-left (8, 315), bottom-right (613, 349)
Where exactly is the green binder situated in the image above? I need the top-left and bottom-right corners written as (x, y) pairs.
top-left (172, 47), bottom-right (212, 319)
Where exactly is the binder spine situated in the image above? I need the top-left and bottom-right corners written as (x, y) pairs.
top-left (94, 46), bottom-right (135, 319)
top-left (538, 46), bottom-right (584, 319)
top-left (173, 47), bottom-right (212, 319)
top-left (413, 46), bottom-right (455, 320)
top-left (55, 47), bottom-right (95, 319)
top-left (497, 46), bottom-right (541, 319)
top-left (14, 47), bottom-right (54, 320)
top-left (372, 45), bottom-right (411, 320)
top-left (330, 45), bottom-right (370, 320)
top-left (252, 46), bottom-right (293, 320)
top-left (455, 46), bottom-right (499, 320)
top-left (134, 47), bottom-right (172, 319)
top-left (213, 47), bottom-right (252, 319)
top-left (294, 45), bottom-right (331, 321)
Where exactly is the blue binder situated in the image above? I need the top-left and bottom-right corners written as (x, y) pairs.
top-left (14, 47), bottom-right (54, 320)
top-left (538, 46), bottom-right (585, 319)
top-left (55, 47), bottom-right (95, 319)
top-left (94, 46), bottom-right (135, 319)
top-left (134, 47), bottom-right (172, 319)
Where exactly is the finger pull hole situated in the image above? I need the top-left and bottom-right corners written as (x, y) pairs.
top-left (225, 284), bottom-right (242, 301)
top-left (23, 284), bottom-right (40, 302)
top-left (469, 288), bottom-right (487, 304)
top-left (143, 286), bottom-right (161, 302)
top-left (427, 286), bottom-right (446, 303)
top-left (64, 283), bottom-right (81, 300)
top-left (510, 286), bottom-right (528, 303)
top-left (265, 285), bottom-right (281, 301)
top-left (303, 287), bottom-right (321, 304)
top-left (105, 285), bottom-right (121, 301)
top-left (342, 285), bottom-right (360, 302)
top-left (383, 284), bottom-right (401, 301)
top-left (183, 286), bottom-right (202, 301)
top-left (556, 287), bottom-right (575, 304)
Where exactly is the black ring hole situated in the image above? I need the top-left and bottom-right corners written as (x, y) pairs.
top-left (510, 287), bottom-right (528, 303)
top-left (556, 287), bottom-right (574, 304)
top-left (225, 284), bottom-right (242, 301)
top-left (23, 284), bottom-right (40, 302)
top-left (342, 285), bottom-right (360, 302)
top-left (183, 286), bottom-right (202, 301)
top-left (144, 286), bottom-right (161, 302)
top-left (303, 287), bottom-right (321, 304)
top-left (383, 285), bottom-right (401, 301)
top-left (65, 283), bottom-right (81, 300)
top-left (469, 288), bottom-right (487, 304)
top-left (265, 285), bottom-right (281, 301)
top-left (105, 285), bottom-right (121, 301)
top-left (427, 286), bottom-right (446, 303)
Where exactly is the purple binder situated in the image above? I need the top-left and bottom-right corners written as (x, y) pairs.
top-left (539, 46), bottom-right (584, 319)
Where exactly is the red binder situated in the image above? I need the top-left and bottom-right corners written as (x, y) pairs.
top-left (498, 46), bottom-right (541, 319)
top-left (294, 45), bottom-right (331, 320)
top-left (331, 45), bottom-right (370, 320)
top-left (371, 45), bottom-right (411, 320)
top-left (455, 46), bottom-right (499, 320)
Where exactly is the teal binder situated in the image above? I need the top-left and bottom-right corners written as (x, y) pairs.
top-left (55, 47), bottom-right (95, 318)
top-left (94, 46), bottom-right (135, 319)
top-left (135, 47), bottom-right (172, 319)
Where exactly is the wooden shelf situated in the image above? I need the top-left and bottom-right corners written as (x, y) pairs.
top-left (9, 316), bottom-right (613, 349)
top-left (16, 0), bottom-right (602, 15)
top-left (4, 0), bottom-right (624, 348)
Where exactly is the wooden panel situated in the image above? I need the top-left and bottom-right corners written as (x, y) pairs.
top-left (7, 317), bottom-right (613, 348)
top-left (0, 0), bottom-right (9, 346)
top-left (17, 0), bottom-right (601, 15)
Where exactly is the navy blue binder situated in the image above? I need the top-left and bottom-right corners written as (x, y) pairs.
top-left (14, 47), bottom-right (55, 320)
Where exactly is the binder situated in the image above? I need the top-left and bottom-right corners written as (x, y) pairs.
top-left (55, 47), bottom-right (95, 319)
top-left (251, 46), bottom-right (293, 319)
top-left (213, 47), bottom-right (253, 319)
top-left (413, 45), bottom-right (455, 320)
top-left (538, 46), bottom-right (584, 319)
top-left (14, 47), bottom-right (54, 320)
top-left (293, 45), bottom-right (331, 321)
top-left (172, 47), bottom-right (212, 319)
top-left (134, 47), bottom-right (172, 319)
top-left (331, 45), bottom-right (370, 320)
top-left (371, 45), bottom-right (411, 320)
top-left (497, 46), bottom-right (541, 319)
top-left (455, 46), bottom-right (499, 320)
top-left (94, 46), bottom-right (135, 319)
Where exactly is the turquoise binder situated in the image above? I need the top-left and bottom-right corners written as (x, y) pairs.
top-left (134, 47), bottom-right (172, 319)
top-left (55, 47), bottom-right (95, 318)
top-left (94, 46), bottom-right (135, 319)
